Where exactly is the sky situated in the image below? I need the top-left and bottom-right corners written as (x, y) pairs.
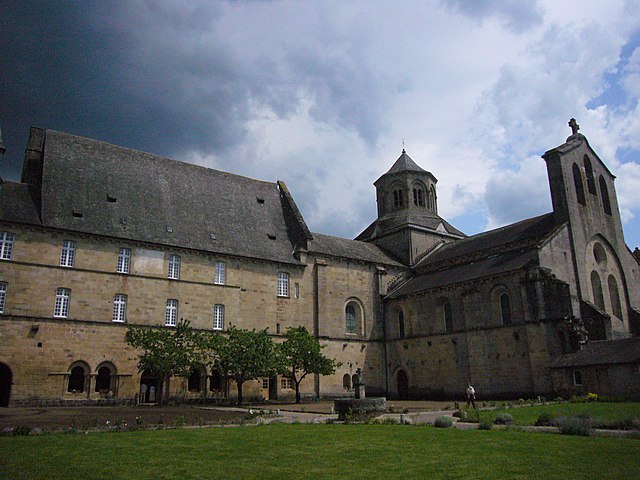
top-left (1, 0), bottom-right (640, 247)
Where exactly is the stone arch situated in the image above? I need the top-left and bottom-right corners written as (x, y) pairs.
top-left (490, 284), bottom-right (513, 326)
top-left (396, 368), bottom-right (409, 400)
top-left (342, 373), bottom-right (351, 390)
top-left (410, 180), bottom-right (427, 207)
top-left (0, 363), bottom-right (12, 407)
top-left (209, 368), bottom-right (227, 396)
top-left (95, 361), bottom-right (117, 396)
top-left (599, 175), bottom-right (612, 215)
top-left (573, 163), bottom-right (586, 206)
top-left (345, 297), bottom-right (365, 335)
top-left (188, 364), bottom-right (207, 394)
top-left (590, 270), bottom-right (605, 311)
top-left (608, 275), bottom-right (623, 320)
top-left (584, 155), bottom-right (597, 195)
top-left (67, 361), bottom-right (90, 394)
top-left (437, 296), bottom-right (453, 333)
top-left (139, 370), bottom-right (159, 404)
top-left (429, 186), bottom-right (437, 212)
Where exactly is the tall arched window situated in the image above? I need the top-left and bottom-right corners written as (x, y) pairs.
top-left (608, 275), bottom-right (623, 319)
top-left (590, 270), bottom-right (605, 311)
top-left (95, 365), bottom-right (113, 393)
top-left (584, 156), bottom-right (596, 194)
top-left (573, 163), bottom-right (586, 206)
top-left (443, 300), bottom-right (453, 333)
top-left (430, 186), bottom-right (437, 212)
top-left (188, 366), bottom-right (204, 392)
top-left (343, 373), bottom-right (351, 390)
top-left (500, 293), bottom-right (512, 325)
top-left (398, 310), bottom-right (405, 339)
top-left (599, 175), bottom-right (612, 215)
top-left (345, 305), bottom-right (356, 334)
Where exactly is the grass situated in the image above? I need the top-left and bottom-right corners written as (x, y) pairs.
top-left (2, 424), bottom-right (640, 480)
top-left (481, 402), bottom-right (640, 426)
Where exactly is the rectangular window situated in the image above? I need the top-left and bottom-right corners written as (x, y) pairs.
top-left (277, 272), bottom-right (289, 297)
top-left (573, 370), bottom-right (583, 386)
top-left (281, 377), bottom-right (293, 389)
top-left (294, 282), bottom-right (300, 299)
top-left (60, 240), bottom-right (76, 267)
top-left (117, 248), bottom-right (131, 274)
top-left (0, 232), bottom-right (15, 260)
top-left (165, 299), bottom-right (178, 326)
top-left (54, 288), bottom-right (71, 318)
top-left (113, 294), bottom-right (127, 323)
top-left (214, 261), bottom-right (226, 285)
top-left (0, 282), bottom-right (6, 313)
top-left (213, 304), bottom-right (225, 330)
top-left (168, 254), bottom-right (180, 279)
top-left (262, 378), bottom-right (269, 389)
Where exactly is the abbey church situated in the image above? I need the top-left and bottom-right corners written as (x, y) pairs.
top-left (0, 120), bottom-right (639, 407)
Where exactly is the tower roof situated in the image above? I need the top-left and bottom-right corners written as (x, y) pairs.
top-left (386, 150), bottom-right (426, 174)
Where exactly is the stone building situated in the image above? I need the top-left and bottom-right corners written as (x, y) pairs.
top-left (0, 120), bottom-right (638, 406)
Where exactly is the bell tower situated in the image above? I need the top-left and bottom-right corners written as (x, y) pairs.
top-left (356, 150), bottom-right (464, 266)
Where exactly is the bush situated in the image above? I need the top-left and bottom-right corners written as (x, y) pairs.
top-left (493, 413), bottom-right (513, 425)
top-left (592, 417), bottom-right (640, 431)
top-left (434, 416), bottom-right (454, 428)
top-left (458, 409), bottom-right (480, 423)
top-left (534, 412), bottom-right (555, 426)
top-left (478, 419), bottom-right (493, 430)
top-left (557, 416), bottom-right (592, 436)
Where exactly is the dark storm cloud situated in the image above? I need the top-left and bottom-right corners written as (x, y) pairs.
top-left (440, 0), bottom-right (544, 32)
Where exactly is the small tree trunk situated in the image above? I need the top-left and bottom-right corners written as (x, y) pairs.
top-left (236, 380), bottom-right (244, 406)
top-left (295, 382), bottom-right (301, 404)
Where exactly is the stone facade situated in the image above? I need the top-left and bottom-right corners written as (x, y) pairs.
top-left (0, 120), bottom-right (638, 406)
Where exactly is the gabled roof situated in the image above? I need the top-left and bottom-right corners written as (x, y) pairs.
top-left (11, 129), bottom-right (306, 265)
top-left (550, 337), bottom-right (640, 368)
top-left (308, 233), bottom-right (404, 267)
top-left (355, 209), bottom-right (465, 242)
top-left (414, 213), bottom-right (558, 270)
top-left (0, 181), bottom-right (41, 224)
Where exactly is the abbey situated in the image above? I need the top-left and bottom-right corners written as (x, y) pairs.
top-left (0, 120), bottom-right (639, 406)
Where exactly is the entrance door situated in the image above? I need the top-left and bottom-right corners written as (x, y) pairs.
top-left (0, 363), bottom-right (11, 407)
top-left (397, 369), bottom-right (409, 400)
top-left (140, 371), bottom-right (158, 404)
top-left (268, 376), bottom-right (278, 400)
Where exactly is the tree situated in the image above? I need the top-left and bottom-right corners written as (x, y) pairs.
top-left (280, 326), bottom-right (340, 404)
top-left (209, 327), bottom-right (280, 406)
top-left (125, 319), bottom-right (202, 405)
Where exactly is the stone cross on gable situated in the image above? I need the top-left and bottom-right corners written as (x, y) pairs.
top-left (568, 118), bottom-right (580, 135)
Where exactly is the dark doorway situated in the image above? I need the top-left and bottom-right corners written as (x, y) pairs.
top-left (268, 376), bottom-right (278, 400)
top-left (0, 363), bottom-right (12, 407)
top-left (140, 370), bottom-right (159, 403)
top-left (95, 366), bottom-right (112, 393)
top-left (397, 369), bottom-right (409, 400)
top-left (68, 366), bottom-right (86, 393)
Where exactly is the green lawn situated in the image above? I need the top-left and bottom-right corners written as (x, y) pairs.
top-left (1, 424), bottom-right (639, 480)
top-left (480, 401), bottom-right (640, 426)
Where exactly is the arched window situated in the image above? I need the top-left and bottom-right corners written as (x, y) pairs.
top-left (593, 242), bottom-right (607, 266)
top-left (443, 300), bottom-right (453, 333)
top-left (591, 270), bottom-right (605, 311)
top-left (68, 365), bottom-right (86, 393)
top-left (209, 369), bottom-right (222, 392)
top-left (500, 293), bottom-right (512, 325)
top-left (398, 310), bottom-right (405, 339)
top-left (584, 156), bottom-right (596, 194)
top-left (188, 367), bottom-right (203, 392)
top-left (608, 275), bottom-right (623, 319)
top-left (599, 176), bottom-right (612, 215)
top-left (393, 189), bottom-right (404, 208)
top-left (430, 186), bottom-right (437, 212)
top-left (413, 188), bottom-right (425, 207)
top-left (343, 373), bottom-right (351, 390)
top-left (573, 163), bottom-right (586, 206)
top-left (345, 305), bottom-right (356, 334)
top-left (95, 366), bottom-right (112, 393)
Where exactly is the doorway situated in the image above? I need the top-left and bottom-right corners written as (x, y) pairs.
top-left (139, 370), bottom-right (159, 404)
top-left (397, 369), bottom-right (409, 400)
top-left (0, 363), bottom-right (12, 407)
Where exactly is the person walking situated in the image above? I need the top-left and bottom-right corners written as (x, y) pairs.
top-left (466, 384), bottom-right (476, 409)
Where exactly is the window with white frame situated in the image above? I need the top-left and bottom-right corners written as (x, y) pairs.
top-left (214, 261), bottom-right (226, 285)
top-left (117, 248), bottom-right (131, 274)
top-left (573, 370), bottom-right (583, 386)
top-left (165, 299), bottom-right (178, 326)
top-left (277, 272), bottom-right (289, 297)
top-left (168, 254), bottom-right (181, 279)
top-left (0, 282), bottom-right (6, 313)
top-left (213, 304), bottom-right (225, 330)
top-left (60, 240), bottom-right (76, 267)
top-left (0, 232), bottom-right (15, 260)
top-left (54, 288), bottom-right (71, 318)
top-left (281, 376), bottom-right (293, 389)
top-left (112, 294), bottom-right (127, 323)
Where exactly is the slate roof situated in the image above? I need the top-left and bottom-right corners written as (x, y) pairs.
top-left (0, 181), bottom-right (41, 224)
top-left (9, 129), bottom-right (309, 265)
top-left (414, 213), bottom-right (558, 269)
top-left (550, 337), bottom-right (640, 368)
top-left (308, 233), bottom-right (404, 267)
top-left (385, 213), bottom-right (560, 298)
top-left (356, 209), bottom-right (465, 242)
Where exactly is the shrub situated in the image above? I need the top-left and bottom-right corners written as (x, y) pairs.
top-left (493, 413), bottom-right (513, 425)
top-left (587, 392), bottom-right (598, 402)
top-left (434, 416), bottom-right (454, 428)
top-left (458, 409), bottom-right (480, 423)
top-left (478, 419), bottom-right (493, 430)
top-left (592, 417), bottom-right (640, 431)
top-left (557, 416), bottom-right (592, 436)
top-left (534, 412), bottom-right (555, 427)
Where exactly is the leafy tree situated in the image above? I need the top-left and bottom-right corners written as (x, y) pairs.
top-left (125, 319), bottom-right (202, 405)
top-left (280, 326), bottom-right (340, 404)
top-left (208, 327), bottom-right (280, 405)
